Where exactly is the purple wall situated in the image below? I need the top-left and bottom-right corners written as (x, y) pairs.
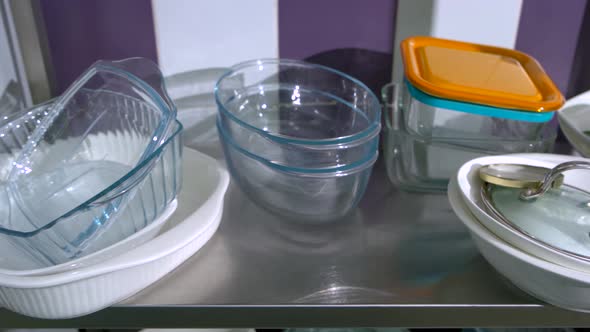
top-left (516, 0), bottom-right (587, 94)
top-left (278, 0), bottom-right (397, 96)
top-left (568, 4), bottom-right (590, 97)
top-left (40, 0), bottom-right (158, 94)
top-left (38, 0), bottom-right (588, 98)
top-left (279, 0), bottom-right (396, 59)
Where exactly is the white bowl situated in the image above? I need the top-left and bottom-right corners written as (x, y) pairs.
top-left (456, 153), bottom-right (590, 273)
top-left (448, 176), bottom-right (590, 312)
top-left (557, 90), bottom-right (590, 157)
top-left (0, 148), bottom-right (230, 319)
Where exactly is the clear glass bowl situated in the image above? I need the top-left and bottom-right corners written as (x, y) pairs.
top-left (382, 83), bottom-right (557, 192)
top-left (217, 117), bottom-right (376, 222)
top-left (218, 109), bottom-right (379, 170)
top-left (215, 59), bottom-right (381, 169)
top-left (0, 96), bottom-right (182, 266)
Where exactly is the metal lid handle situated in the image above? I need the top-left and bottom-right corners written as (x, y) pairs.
top-left (520, 161), bottom-right (590, 200)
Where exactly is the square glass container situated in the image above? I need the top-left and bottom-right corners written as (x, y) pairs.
top-left (383, 36), bottom-right (565, 192)
top-left (382, 83), bottom-right (557, 192)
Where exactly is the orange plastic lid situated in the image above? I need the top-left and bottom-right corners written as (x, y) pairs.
top-left (401, 36), bottom-right (564, 112)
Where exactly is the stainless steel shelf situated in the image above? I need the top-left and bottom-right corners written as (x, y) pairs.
top-left (2, 159), bottom-right (590, 328)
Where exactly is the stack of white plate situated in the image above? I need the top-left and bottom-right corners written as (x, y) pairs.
top-left (0, 148), bottom-right (230, 319)
top-left (558, 90), bottom-right (590, 157)
top-left (449, 153), bottom-right (590, 312)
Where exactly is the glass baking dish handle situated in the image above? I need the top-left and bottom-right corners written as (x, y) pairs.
top-left (381, 82), bottom-right (403, 131)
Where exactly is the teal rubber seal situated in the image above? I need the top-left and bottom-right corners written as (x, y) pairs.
top-left (405, 79), bottom-right (554, 123)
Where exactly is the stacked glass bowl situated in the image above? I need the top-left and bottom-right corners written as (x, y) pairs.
top-left (215, 59), bottom-right (381, 222)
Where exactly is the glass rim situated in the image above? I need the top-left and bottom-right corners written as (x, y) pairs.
top-left (383, 81), bottom-right (554, 123)
top-left (214, 58), bottom-right (382, 145)
top-left (0, 102), bottom-right (183, 237)
top-left (217, 117), bottom-right (377, 177)
top-left (9, 58), bottom-right (178, 186)
top-left (385, 125), bottom-right (558, 144)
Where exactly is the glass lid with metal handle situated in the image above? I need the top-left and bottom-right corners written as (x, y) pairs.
top-left (479, 161), bottom-right (590, 260)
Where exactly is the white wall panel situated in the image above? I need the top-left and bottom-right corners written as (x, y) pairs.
top-left (431, 0), bottom-right (523, 48)
top-left (152, 0), bottom-right (278, 76)
top-left (392, 0), bottom-right (523, 83)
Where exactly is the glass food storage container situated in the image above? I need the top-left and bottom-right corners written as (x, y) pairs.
top-left (383, 36), bottom-right (564, 192)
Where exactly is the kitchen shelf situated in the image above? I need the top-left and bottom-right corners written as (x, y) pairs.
top-left (2, 158), bottom-right (590, 328)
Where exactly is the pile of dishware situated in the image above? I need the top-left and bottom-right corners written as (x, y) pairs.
top-left (215, 59), bottom-right (381, 222)
top-left (383, 36), bottom-right (564, 192)
top-left (449, 152), bottom-right (590, 312)
top-left (0, 58), bottom-right (230, 319)
top-left (557, 89), bottom-right (590, 157)
top-left (0, 58), bottom-right (181, 266)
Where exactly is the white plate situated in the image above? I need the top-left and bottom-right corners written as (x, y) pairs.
top-left (558, 90), bottom-right (590, 157)
top-left (448, 176), bottom-right (590, 312)
top-left (0, 148), bottom-right (230, 319)
top-left (456, 153), bottom-right (590, 273)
